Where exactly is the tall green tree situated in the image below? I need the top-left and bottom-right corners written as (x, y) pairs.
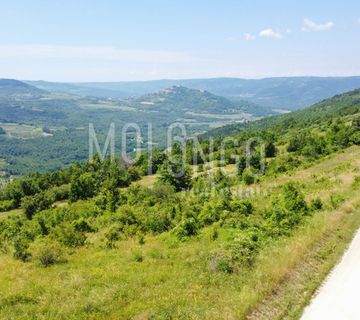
top-left (158, 158), bottom-right (192, 192)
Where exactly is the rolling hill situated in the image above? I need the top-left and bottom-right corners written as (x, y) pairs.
top-left (127, 85), bottom-right (271, 116)
top-left (27, 76), bottom-right (360, 110)
top-left (0, 79), bottom-right (45, 97)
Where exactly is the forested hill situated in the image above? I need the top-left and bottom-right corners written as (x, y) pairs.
top-left (0, 79), bottom-right (45, 97)
top-left (202, 87), bottom-right (360, 138)
top-left (128, 85), bottom-right (269, 115)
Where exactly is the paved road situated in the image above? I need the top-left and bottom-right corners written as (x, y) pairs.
top-left (301, 229), bottom-right (360, 320)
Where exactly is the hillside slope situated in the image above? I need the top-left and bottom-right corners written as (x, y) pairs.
top-left (1, 144), bottom-right (360, 319)
top-left (27, 76), bottom-right (360, 110)
top-left (0, 79), bottom-right (45, 97)
top-left (1, 89), bottom-right (360, 319)
top-left (128, 85), bottom-right (270, 116)
top-left (203, 87), bottom-right (360, 138)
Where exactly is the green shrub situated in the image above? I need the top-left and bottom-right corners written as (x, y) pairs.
top-left (48, 184), bottom-right (70, 201)
top-left (127, 166), bottom-right (141, 181)
top-left (172, 218), bottom-right (198, 240)
top-left (208, 252), bottom-right (233, 274)
top-left (123, 224), bottom-right (139, 237)
top-left (267, 155), bottom-right (301, 175)
top-left (21, 192), bottom-right (53, 219)
top-left (13, 236), bottom-right (31, 262)
top-left (72, 218), bottom-right (95, 233)
top-left (265, 142), bottom-right (277, 158)
top-left (31, 239), bottom-right (67, 267)
top-left (217, 199), bottom-right (253, 228)
top-left (282, 183), bottom-right (308, 214)
top-left (265, 183), bottom-right (308, 235)
top-left (287, 134), bottom-right (306, 152)
top-left (330, 194), bottom-right (345, 209)
top-left (198, 201), bottom-right (222, 226)
top-left (0, 199), bottom-right (15, 212)
top-left (210, 225), bottom-right (219, 241)
top-left (69, 172), bottom-right (97, 202)
top-left (310, 198), bottom-right (323, 211)
top-left (242, 168), bottom-right (255, 185)
top-left (228, 230), bottom-right (261, 267)
top-left (158, 159), bottom-right (192, 192)
top-left (132, 250), bottom-right (144, 262)
top-left (350, 131), bottom-right (360, 145)
top-left (230, 199), bottom-right (253, 216)
top-left (114, 204), bottom-right (138, 226)
top-left (353, 176), bottom-right (360, 187)
top-left (104, 224), bottom-right (123, 248)
top-left (237, 156), bottom-right (247, 177)
top-left (144, 206), bottom-right (174, 234)
top-left (219, 210), bottom-right (247, 229)
top-left (136, 231), bottom-right (145, 245)
top-left (52, 223), bottom-right (86, 248)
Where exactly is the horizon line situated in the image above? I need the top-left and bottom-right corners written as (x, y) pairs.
top-left (4, 74), bottom-right (360, 84)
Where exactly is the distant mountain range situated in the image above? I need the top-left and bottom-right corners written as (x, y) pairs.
top-left (0, 79), bottom-right (268, 119)
top-left (1, 77), bottom-right (360, 176)
top-left (27, 76), bottom-right (360, 110)
top-left (0, 79), bottom-right (45, 97)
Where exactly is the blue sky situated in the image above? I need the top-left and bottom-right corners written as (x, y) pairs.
top-left (1, 0), bottom-right (360, 81)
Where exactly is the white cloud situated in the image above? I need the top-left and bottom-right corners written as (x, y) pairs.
top-left (302, 19), bottom-right (334, 32)
top-left (259, 28), bottom-right (283, 39)
top-left (286, 28), bottom-right (292, 34)
top-left (244, 33), bottom-right (256, 41)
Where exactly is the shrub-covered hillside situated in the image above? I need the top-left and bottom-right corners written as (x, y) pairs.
top-left (204, 88), bottom-right (360, 138)
top-left (0, 89), bottom-right (360, 319)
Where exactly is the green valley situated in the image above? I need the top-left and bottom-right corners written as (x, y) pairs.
top-left (0, 80), bottom-right (272, 176)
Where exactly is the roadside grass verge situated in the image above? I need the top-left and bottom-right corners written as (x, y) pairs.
top-left (247, 189), bottom-right (360, 319)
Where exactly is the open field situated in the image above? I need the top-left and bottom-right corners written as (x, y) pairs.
top-left (0, 123), bottom-right (51, 139)
top-left (186, 111), bottom-right (256, 120)
top-left (79, 103), bottom-right (137, 112)
top-left (134, 174), bottom-right (158, 188)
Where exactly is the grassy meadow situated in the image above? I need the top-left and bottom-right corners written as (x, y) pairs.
top-left (1, 146), bottom-right (360, 320)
